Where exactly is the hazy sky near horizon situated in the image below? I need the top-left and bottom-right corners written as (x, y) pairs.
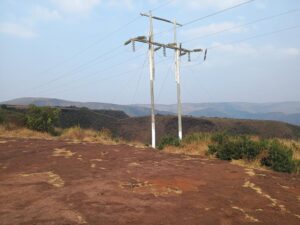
top-left (0, 0), bottom-right (300, 104)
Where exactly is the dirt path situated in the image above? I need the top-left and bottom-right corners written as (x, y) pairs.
top-left (0, 138), bottom-right (299, 225)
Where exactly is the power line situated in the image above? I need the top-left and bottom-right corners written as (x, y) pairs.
top-left (153, 0), bottom-right (256, 37)
top-left (15, 0), bottom-right (257, 100)
top-left (208, 24), bottom-right (300, 50)
top-left (28, 0), bottom-right (174, 93)
top-left (34, 17), bottom-right (141, 78)
top-left (26, 44), bottom-right (124, 93)
top-left (157, 61), bottom-right (173, 102)
top-left (182, 0), bottom-right (256, 26)
top-left (150, 0), bottom-right (175, 12)
top-left (36, 50), bottom-right (148, 96)
top-left (36, 0), bottom-right (174, 76)
top-left (111, 54), bottom-right (148, 104)
top-left (31, 45), bottom-right (145, 95)
top-left (111, 67), bottom-right (141, 104)
top-left (183, 8), bottom-right (300, 43)
top-left (41, 56), bottom-right (170, 97)
top-left (181, 63), bottom-right (213, 102)
top-left (131, 56), bottom-right (148, 104)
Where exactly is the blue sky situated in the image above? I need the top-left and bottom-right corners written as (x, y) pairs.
top-left (0, 0), bottom-right (299, 104)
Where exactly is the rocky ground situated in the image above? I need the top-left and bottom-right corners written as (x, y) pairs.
top-left (0, 138), bottom-right (299, 225)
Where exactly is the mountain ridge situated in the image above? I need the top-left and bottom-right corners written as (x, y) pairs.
top-left (2, 97), bottom-right (300, 126)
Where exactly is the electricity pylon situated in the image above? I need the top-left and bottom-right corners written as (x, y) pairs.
top-left (172, 20), bottom-right (208, 140)
top-left (173, 19), bottom-right (183, 140)
top-left (125, 11), bottom-right (207, 148)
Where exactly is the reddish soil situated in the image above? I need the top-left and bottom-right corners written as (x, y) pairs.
top-left (0, 138), bottom-right (299, 225)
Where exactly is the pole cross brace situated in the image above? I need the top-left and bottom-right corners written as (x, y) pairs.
top-left (125, 36), bottom-right (203, 55)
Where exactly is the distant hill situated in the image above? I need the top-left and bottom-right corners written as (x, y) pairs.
top-left (2, 97), bottom-right (172, 117)
top-left (137, 102), bottom-right (300, 126)
top-left (2, 97), bottom-right (300, 126)
top-left (1, 105), bottom-right (300, 144)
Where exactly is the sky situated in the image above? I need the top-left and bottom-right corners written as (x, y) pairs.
top-left (0, 0), bottom-right (300, 105)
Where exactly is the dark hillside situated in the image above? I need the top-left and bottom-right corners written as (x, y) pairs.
top-left (59, 107), bottom-right (127, 132)
top-left (117, 116), bottom-right (300, 143)
top-left (0, 106), bottom-right (129, 134)
top-left (1, 105), bottom-right (300, 144)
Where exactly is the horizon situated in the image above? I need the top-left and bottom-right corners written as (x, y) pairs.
top-left (2, 96), bottom-right (300, 106)
top-left (1, 0), bottom-right (300, 104)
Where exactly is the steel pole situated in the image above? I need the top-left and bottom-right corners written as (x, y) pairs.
top-left (149, 11), bottom-right (156, 148)
top-left (174, 19), bottom-right (182, 140)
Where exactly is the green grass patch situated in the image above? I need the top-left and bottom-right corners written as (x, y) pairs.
top-left (158, 135), bottom-right (181, 150)
top-left (208, 133), bottom-right (299, 173)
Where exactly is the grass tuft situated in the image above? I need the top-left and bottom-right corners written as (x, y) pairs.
top-left (61, 126), bottom-right (118, 145)
top-left (0, 124), bottom-right (52, 139)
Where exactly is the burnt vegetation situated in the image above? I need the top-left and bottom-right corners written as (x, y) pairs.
top-left (1, 104), bottom-right (300, 173)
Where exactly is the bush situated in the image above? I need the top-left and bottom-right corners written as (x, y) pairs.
top-left (208, 135), bottom-right (263, 161)
top-left (158, 135), bottom-right (180, 150)
top-left (0, 104), bottom-right (8, 110)
top-left (183, 132), bottom-right (211, 145)
top-left (261, 141), bottom-right (295, 173)
top-left (211, 132), bottom-right (229, 145)
top-left (293, 160), bottom-right (300, 174)
top-left (25, 105), bottom-right (60, 133)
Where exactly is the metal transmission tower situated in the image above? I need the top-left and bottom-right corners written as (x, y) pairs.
top-left (173, 19), bottom-right (183, 140)
top-left (125, 11), bottom-right (178, 149)
top-left (125, 11), bottom-right (206, 148)
top-left (172, 21), bottom-right (208, 140)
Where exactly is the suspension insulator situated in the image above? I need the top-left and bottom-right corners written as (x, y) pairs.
top-left (163, 46), bottom-right (166, 57)
top-left (188, 52), bottom-right (191, 62)
top-left (132, 41), bottom-right (136, 52)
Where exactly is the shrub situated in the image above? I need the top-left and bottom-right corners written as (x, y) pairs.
top-left (239, 136), bottom-right (263, 160)
top-left (0, 104), bottom-right (8, 110)
top-left (182, 132), bottom-right (211, 145)
top-left (158, 135), bottom-right (180, 150)
top-left (293, 160), bottom-right (300, 174)
top-left (208, 135), bottom-right (263, 161)
top-left (261, 141), bottom-right (295, 173)
top-left (25, 105), bottom-right (60, 133)
top-left (211, 132), bottom-right (229, 145)
top-left (213, 141), bottom-right (242, 160)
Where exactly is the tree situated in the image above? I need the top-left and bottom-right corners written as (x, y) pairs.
top-left (26, 105), bottom-right (60, 133)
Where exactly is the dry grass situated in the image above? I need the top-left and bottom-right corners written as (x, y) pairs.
top-left (126, 141), bottom-right (148, 149)
top-left (164, 142), bottom-right (209, 156)
top-left (60, 126), bottom-right (119, 145)
top-left (53, 148), bottom-right (76, 158)
top-left (162, 132), bottom-right (212, 156)
top-left (0, 124), bottom-right (120, 145)
top-left (231, 159), bottom-right (268, 171)
top-left (20, 171), bottom-right (64, 188)
top-left (0, 125), bottom-right (52, 139)
top-left (0, 124), bottom-right (146, 147)
top-left (278, 139), bottom-right (300, 160)
top-left (162, 133), bottom-right (300, 173)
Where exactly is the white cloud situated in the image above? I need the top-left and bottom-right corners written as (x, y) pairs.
top-left (0, 5), bottom-right (61, 39)
top-left (174, 0), bottom-right (248, 10)
top-left (183, 44), bottom-right (300, 69)
top-left (209, 43), bottom-right (300, 60)
top-left (50, 0), bottom-right (101, 14)
top-left (107, 0), bottom-right (134, 10)
top-left (0, 22), bottom-right (36, 38)
top-left (31, 6), bottom-right (61, 21)
top-left (282, 48), bottom-right (300, 56)
top-left (184, 22), bottom-right (246, 39)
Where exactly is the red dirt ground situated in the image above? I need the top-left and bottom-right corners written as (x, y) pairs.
top-left (0, 138), bottom-right (299, 225)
